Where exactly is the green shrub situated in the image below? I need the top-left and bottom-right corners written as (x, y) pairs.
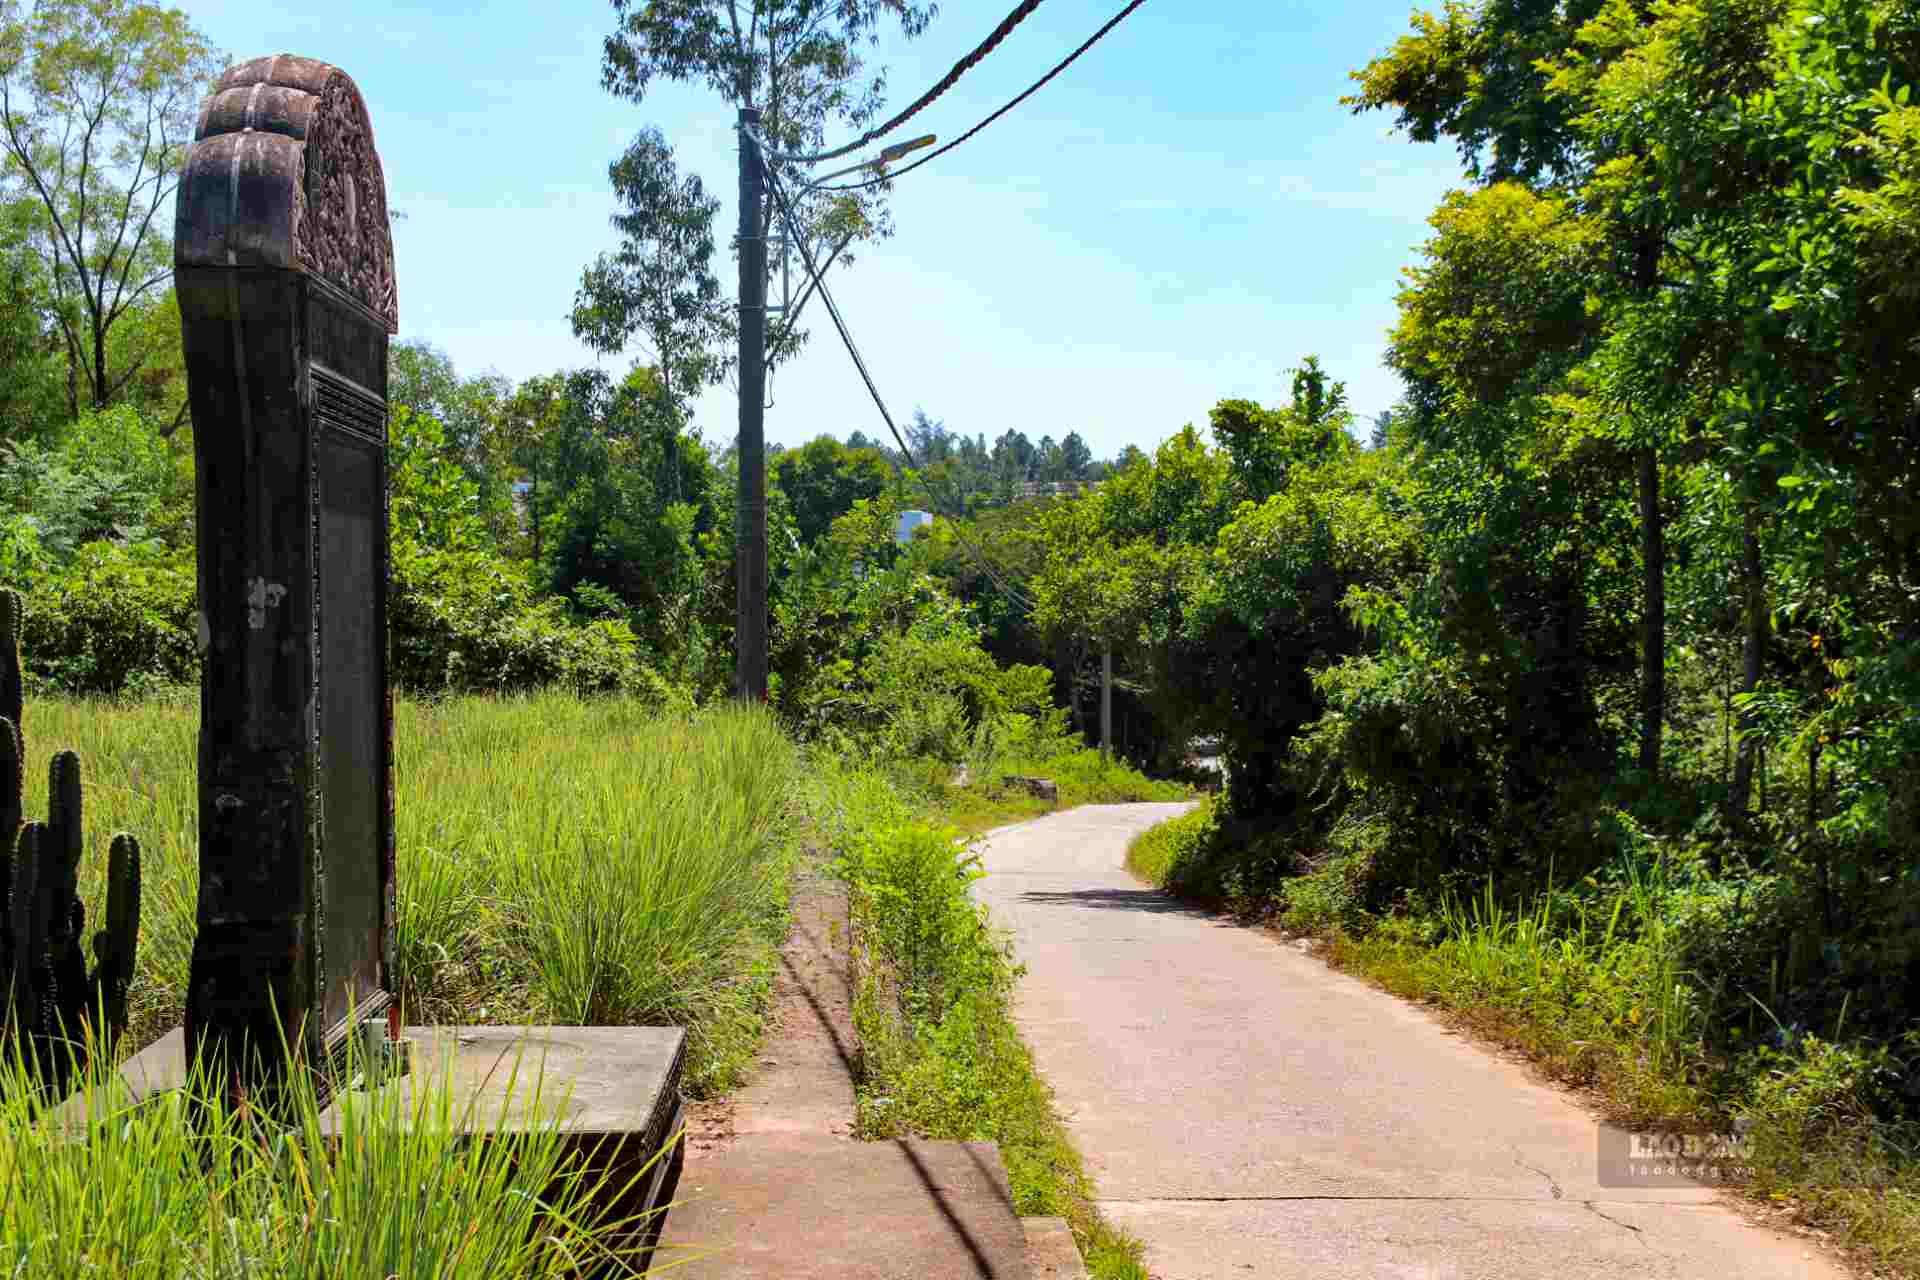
top-left (388, 540), bottom-right (682, 703)
top-left (1126, 797), bottom-right (1217, 886)
top-left (1012, 747), bottom-right (1191, 806)
top-left (837, 823), bottom-right (1000, 1021)
top-left (1745, 1036), bottom-right (1912, 1150)
top-left (17, 540), bottom-right (197, 696)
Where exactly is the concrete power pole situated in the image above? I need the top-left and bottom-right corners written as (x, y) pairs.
top-left (735, 107), bottom-right (769, 702)
top-left (1101, 647), bottom-right (1113, 754)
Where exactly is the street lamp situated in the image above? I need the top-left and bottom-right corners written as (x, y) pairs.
top-left (799, 133), bottom-right (937, 189)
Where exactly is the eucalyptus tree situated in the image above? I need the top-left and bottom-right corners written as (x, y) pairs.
top-left (0, 0), bottom-right (221, 418)
top-left (582, 0), bottom-right (939, 395)
top-left (571, 127), bottom-right (728, 408)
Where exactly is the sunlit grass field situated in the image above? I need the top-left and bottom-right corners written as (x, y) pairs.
top-left (23, 690), bottom-right (798, 1095)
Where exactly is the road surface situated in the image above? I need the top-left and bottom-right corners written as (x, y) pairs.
top-left (971, 803), bottom-right (1849, 1280)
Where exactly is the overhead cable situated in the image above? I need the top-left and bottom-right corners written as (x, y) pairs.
top-left (766, 0), bottom-right (1046, 166)
top-left (756, 147), bottom-right (1041, 612)
top-left (814, 0), bottom-right (1149, 194)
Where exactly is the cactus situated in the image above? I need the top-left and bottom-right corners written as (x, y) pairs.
top-left (0, 587), bottom-right (145, 1102)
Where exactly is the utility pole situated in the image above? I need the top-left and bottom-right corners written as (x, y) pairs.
top-left (1101, 646), bottom-right (1113, 754)
top-left (736, 107), bottom-right (769, 702)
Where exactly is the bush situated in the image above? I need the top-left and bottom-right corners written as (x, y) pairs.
top-left (17, 540), bottom-right (197, 696)
top-left (836, 823), bottom-right (999, 1021)
top-left (1126, 797), bottom-right (1218, 888)
top-left (1278, 816), bottom-right (1389, 935)
top-left (388, 539), bottom-right (683, 704)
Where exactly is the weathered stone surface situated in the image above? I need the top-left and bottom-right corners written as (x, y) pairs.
top-left (176, 54), bottom-right (396, 331)
top-left (175, 54), bottom-right (397, 1099)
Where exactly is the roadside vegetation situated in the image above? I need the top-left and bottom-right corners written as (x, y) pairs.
top-left (0, 1027), bottom-right (663, 1277)
top-left (1013, 6), bottom-right (1920, 1273)
top-left (12, 0), bottom-right (1920, 1274)
top-left (809, 765), bottom-right (1153, 1280)
top-left (30, 692), bottom-right (799, 1097)
top-left (1132, 794), bottom-right (1920, 1275)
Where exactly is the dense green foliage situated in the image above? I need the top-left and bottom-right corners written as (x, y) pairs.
top-left (993, 3), bottom-right (1920, 1267)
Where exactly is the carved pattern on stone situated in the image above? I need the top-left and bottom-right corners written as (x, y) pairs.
top-left (299, 74), bottom-right (395, 329)
top-left (176, 56), bottom-right (397, 331)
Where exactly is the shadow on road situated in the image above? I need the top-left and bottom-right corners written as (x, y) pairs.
top-left (1017, 886), bottom-right (1222, 922)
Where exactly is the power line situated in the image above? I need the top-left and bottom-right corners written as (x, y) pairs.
top-left (757, 147), bottom-right (1041, 613)
top-left (768, 0), bottom-right (1047, 166)
top-left (812, 0), bottom-right (1149, 194)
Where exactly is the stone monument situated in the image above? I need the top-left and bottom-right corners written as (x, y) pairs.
top-left (173, 53), bottom-right (399, 1096)
top-left (139, 56), bottom-right (687, 1265)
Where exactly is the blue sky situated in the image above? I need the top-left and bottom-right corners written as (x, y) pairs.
top-left (179, 0), bottom-right (1470, 459)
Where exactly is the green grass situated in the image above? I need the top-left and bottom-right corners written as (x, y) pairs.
top-left (23, 690), bottom-right (798, 1095)
top-left (1128, 800), bottom-right (1920, 1279)
top-left (0, 1019), bottom-right (668, 1277)
top-left (1125, 796), bottom-right (1215, 888)
top-left (809, 776), bottom-right (1151, 1280)
top-left (898, 746), bottom-right (1192, 837)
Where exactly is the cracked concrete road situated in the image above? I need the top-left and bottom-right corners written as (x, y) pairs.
top-left (971, 803), bottom-right (1852, 1280)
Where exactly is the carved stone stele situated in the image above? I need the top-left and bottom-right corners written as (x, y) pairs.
top-left (175, 53), bottom-right (397, 1105)
top-left (176, 54), bottom-right (397, 332)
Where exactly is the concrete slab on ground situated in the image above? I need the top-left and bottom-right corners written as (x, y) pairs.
top-left (101, 1024), bottom-right (685, 1143)
top-left (1023, 1216), bottom-right (1088, 1279)
top-left (971, 803), bottom-right (1852, 1280)
top-left (730, 874), bottom-right (859, 1139)
top-left (657, 1131), bottom-right (1030, 1279)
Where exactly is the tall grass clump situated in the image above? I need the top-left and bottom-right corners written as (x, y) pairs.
top-left (394, 695), bottom-right (799, 1093)
top-left (0, 1019), bottom-right (669, 1278)
top-left (29, 690), bottom-right (799, 1095)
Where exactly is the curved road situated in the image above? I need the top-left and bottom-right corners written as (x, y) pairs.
top-left (971, 803), bottom-right (1850, 1280)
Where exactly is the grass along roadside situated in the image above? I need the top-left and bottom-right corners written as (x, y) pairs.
top-left (1126, 798), bottom-right (1920, 1279)
top-left (804, 762), bottom-right (1155, 1280)
top-left (28, 690), bottom-right (798, 1096)
top-left (889, 745), bottom-right (1193, 838)
top-left (2, 1020), bottom-right (664, 1277)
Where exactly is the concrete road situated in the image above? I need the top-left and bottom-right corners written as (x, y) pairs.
top-left (971, 803), bottom-right (1851, 1280)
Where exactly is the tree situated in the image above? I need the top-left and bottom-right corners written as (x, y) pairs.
top-left (388, 340), bottom-right (516, 538)
top-left (906, 408), bottom-right (951, 463)
top-left (1368, 407), bottom-right (1401, 452)
top-left (0, 0), bottom-right (221, 418)
top-left (773, 433), bottom-right (892, 545)
top-left (593, 0), bottom-right (939, 371)
top-left (571, 127), bottom-right (730, 408)
top-left (991, 429), bottom-right (1035, 500)
top-left (1539, 0), bottom-right (1920, 815)
top-left (1035, 434), bottom-right (1062, 483)
top-left (1059, 430), bottom-right (1092, 482)
top-left (1210, 356), bottom-right (1355, 504)
top-left (0, 210), bottom-right (61, 440)
top-left (1351, 1), bottom-right (1683, 779)
top-left (538, 367), bottom-right (718, 661)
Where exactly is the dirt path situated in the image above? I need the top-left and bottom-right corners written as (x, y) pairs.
top-left (970, 803), bottom-right (1852, 1280)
